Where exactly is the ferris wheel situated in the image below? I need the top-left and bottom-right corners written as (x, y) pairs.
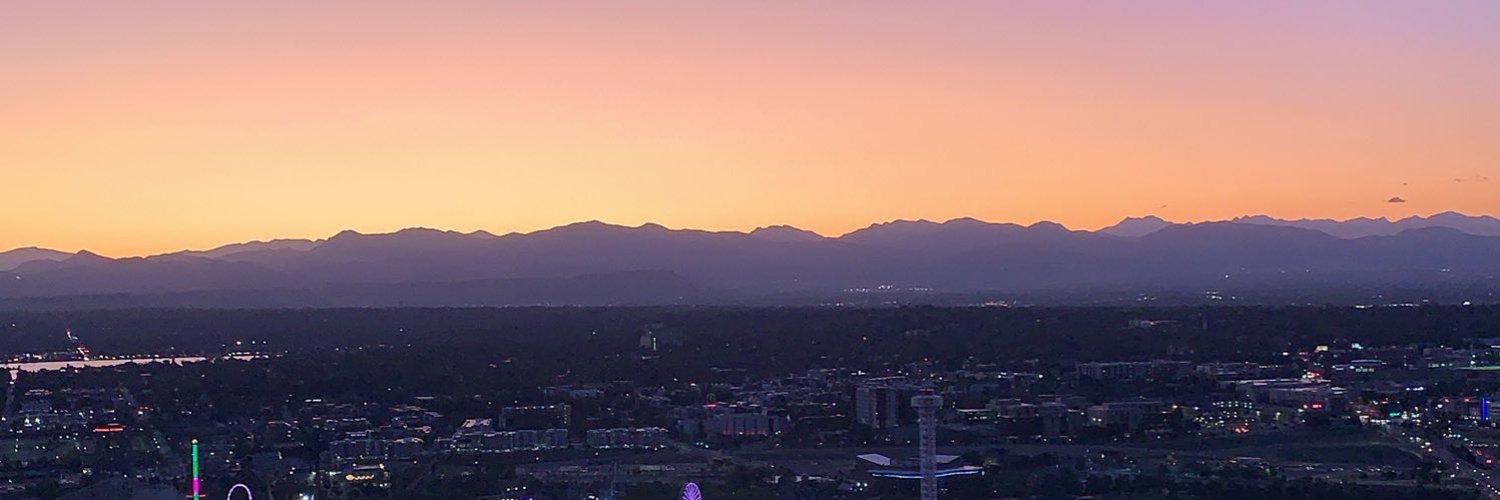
top-left (227, 484), bottom-right (253, 499)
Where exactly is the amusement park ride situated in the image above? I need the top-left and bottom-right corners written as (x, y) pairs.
top-left (192, 438), bottom-right (256, 500)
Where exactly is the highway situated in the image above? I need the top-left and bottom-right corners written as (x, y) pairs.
top-left (65, 328), bottom-right (92, 361)
top-left (1, 368), bottom-right (15, 422)
top-left (1386, 425), bottom-right (1500, 499)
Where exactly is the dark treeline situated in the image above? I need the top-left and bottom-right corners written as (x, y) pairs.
top-left (5, 306), bottom-right (1500, 378)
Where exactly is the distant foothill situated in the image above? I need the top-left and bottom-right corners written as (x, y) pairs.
top-left (2, 212), bottom-right (1500, 308)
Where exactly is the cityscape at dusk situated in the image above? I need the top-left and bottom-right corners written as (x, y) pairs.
top-left (5, 1), bottom-right (1500, 499)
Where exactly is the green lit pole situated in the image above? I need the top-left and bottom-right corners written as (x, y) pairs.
top-left (192, 438), bottom-right (201, 500)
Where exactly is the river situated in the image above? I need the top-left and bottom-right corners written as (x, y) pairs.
top-left (2, 355), bottom-right (264, 373)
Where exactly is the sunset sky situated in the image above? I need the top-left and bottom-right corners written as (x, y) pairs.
top-left (4, 1), bottom-right (1499, 256)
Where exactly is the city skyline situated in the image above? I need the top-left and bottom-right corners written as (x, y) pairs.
top-left (4, 1), bottom-right (1499, 255)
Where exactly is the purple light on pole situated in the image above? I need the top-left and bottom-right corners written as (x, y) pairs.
top-left (681, 482), bottom-right (702, 500)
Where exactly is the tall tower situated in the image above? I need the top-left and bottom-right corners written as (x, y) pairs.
top-left (911, 391), bottom-right (943, 500)
top-left (191, 438), bottom-right (200, 500)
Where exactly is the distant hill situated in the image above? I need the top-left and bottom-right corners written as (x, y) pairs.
top-left (1099, 216), bottom-right (1172, 237)
top-left (749, 225), bottom-right (827, 243)
top-left (0, 247), bottom-right (73, 272)
top-left (180, 238), bottom-right (319, 259)
top-left (1229, 211), bottom-right (1500, 238)
top-left (4, 214), bottom-right (1500, 308)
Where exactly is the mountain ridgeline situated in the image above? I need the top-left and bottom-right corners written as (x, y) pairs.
top-left (3, 213), bottom-right (1500, 308)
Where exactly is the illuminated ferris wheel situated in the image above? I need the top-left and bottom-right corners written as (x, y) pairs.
top-left (227, 484), bottom-right (252, 499)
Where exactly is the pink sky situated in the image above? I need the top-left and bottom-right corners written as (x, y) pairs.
top-left (3, 1), bottom-right (1498, 256)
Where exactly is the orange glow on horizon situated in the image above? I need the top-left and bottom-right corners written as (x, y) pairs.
top-left (3, 2), bottom-right (1498, 257)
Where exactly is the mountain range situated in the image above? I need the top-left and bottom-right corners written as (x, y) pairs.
top-left (3, 212), bottom-right (1500, 308)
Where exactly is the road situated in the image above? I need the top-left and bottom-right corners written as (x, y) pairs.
top-left (1386, 425), bottom-right (1500, 499)
top-left (1, 368), bottom-right (15, 422)
top-left (65, 328), bottom-right (92, 360)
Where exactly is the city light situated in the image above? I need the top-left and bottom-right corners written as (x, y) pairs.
top-left (192, 438), bottom-right (200, 500)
